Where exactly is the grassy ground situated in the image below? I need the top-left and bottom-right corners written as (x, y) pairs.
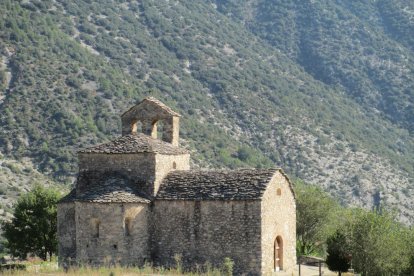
top-left (0, 261), bottom-right (225, 276)
top-left (0, 261), bottom-right (354, 275)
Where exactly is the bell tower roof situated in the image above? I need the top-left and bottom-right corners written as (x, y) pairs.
top-left (121, 97), bottom-right (181, 118)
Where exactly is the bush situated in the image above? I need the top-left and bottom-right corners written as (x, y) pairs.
top-left (222, 257), bottom-right (234, 276)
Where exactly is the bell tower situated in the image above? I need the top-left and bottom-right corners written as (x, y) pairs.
top-left (121, 97), bottom-right (180, 146)
top-left (77, 97), bottom-right (190, 197)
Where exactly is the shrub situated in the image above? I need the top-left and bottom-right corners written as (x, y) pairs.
top-left (222, 257), bottom-right (234, 276)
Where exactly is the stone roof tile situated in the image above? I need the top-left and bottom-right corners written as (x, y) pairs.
top-left (121, 97), bottom-right (180, 117)
top-left (157, 169), bottom-right (280, 200)
top-left (59, 172), bottom-right (151, 203)
top-left (78, 133), bottom-right (188, 155)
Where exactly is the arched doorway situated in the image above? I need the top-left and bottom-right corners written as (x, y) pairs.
top-left (274, 236), bottom-right (283, 271)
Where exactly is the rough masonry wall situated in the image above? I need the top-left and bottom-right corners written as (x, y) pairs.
top-left (57, 202), bottom-right (76, 263)
top-left (260, 172), bottom-right (296, 274)
top-left (154, 154), bottom-right (190, 195)
top-left (75, 202), bottom-right (150, 266)
top-left (78, 153), bottom-right (156, 195)
top-left (152, 200), bottom-right (262, 275)
top-left (162, 116), bottom-right (179, 146)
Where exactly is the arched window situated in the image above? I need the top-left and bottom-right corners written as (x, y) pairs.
top-left (124, 217), bottom-right (132, 236)
top-left (173, 161), bottom-right (177, 169)
top-left (274, 236), bottom-right (283, 271)
top-left (277, 188), bottom-right (282, 196)
top-left (92, 219), bottom-right (100, 238)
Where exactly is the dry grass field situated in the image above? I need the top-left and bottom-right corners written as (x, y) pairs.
top-left (0, 261), bottom-right (352, 276)
top-left (0, 261), bottom-right (225, 276)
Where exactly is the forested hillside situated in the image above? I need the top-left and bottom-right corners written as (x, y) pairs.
top-left (0, 0), bottom-right (413, 223)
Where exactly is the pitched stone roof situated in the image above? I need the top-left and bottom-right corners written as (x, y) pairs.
top-left (78, 133), bottom-right (188, 155)
top-left (157, 169), bottom-right (284, 200)
top-left (122, 97), bottom-right (180, 117)
top-left (59, 168), bottom-right (294, 203)
top-left (59, 172), bottom-right (151, 203)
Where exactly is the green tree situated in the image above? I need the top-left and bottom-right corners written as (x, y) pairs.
top-left (402, 254), bottom-right (414, 276)
top-left (295, 180), bottom-right (339, 256)
top-left (403, 230), bottom-right (414, 275)
top-left (2, 185), bottom-right (61, 261)
top-left (326, 230), bottom-right (351, 276)
top-left (346, 209), bottom-right (411, 275)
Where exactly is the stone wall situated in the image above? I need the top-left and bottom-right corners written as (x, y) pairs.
top-left (260, 172), bottom-right (296, 274)
top-left (74, 202), bottom-right (150, 266)
top-left (161, 116), bottom-right (179, 146)
top-left (57, 202), bottom-right (76, 263)
top-left (58, 170), bottom-right (296, 274)
top-left (152, 200), bottom-right (262, 275)
top-left (154, 154), bottom-right (190, 195)
top-left (78, 153), bottom-right (156, 195)
top-left (77, 152), bottom-right (189, 197)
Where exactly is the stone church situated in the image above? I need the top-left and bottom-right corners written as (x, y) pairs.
top-left (58, 97), bottom-right (296, 275)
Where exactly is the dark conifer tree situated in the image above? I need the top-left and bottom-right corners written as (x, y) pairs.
top-left (326, 231), bottom-right (351, 276)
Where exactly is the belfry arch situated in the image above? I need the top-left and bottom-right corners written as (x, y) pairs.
top-left (131, 120), bottom-right (143, 134)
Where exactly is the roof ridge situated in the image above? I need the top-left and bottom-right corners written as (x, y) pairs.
top-left (169, 168), bottom-right (279, 172)
top-left (143, 97), bottom-right (180, 116)
top-left (121, 97), bottom-right (180, 117)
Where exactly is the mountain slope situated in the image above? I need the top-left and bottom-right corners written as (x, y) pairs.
top-left (212, 0), bottom-right (414, 131)
top-left (0, 0), bottom-right (413, 223)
